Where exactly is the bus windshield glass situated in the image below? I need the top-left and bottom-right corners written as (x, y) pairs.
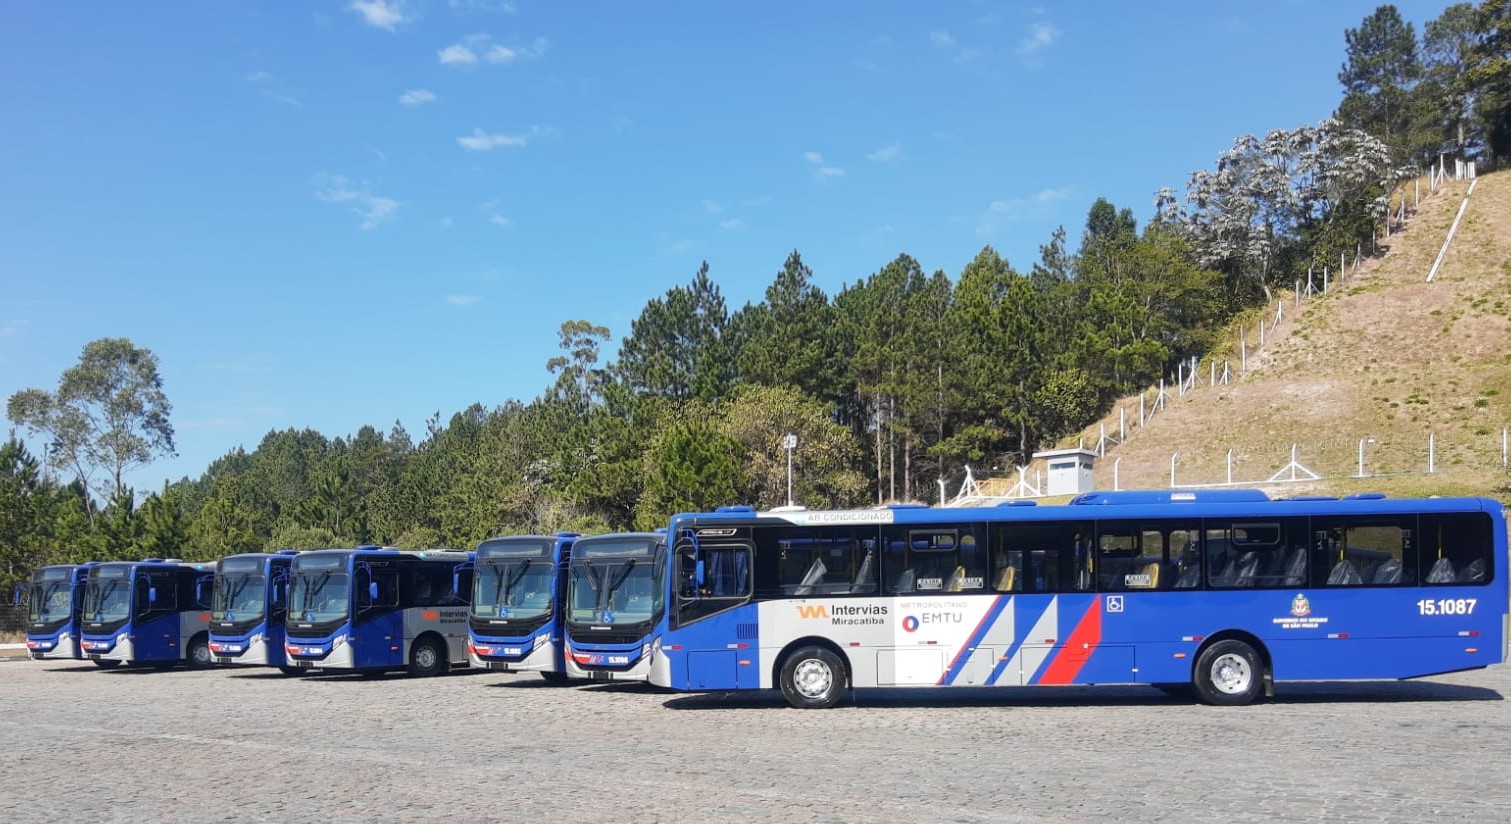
top-left (82, 575), bottom-right (132, 624)
top-left (212, 573), bottom-right (267, 622)
top-left (28, 572), bottom-right (74, 624)
top-left (473, 541), bottom-right (554, 620)
top-left (288, 569), bottom-right (350, 624)
top-left (567, 537), bottom-right (662, 626)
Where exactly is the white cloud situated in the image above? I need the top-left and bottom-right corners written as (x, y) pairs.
top-left (701, 200), bottom-right (724, 213)
top-left (867, 143), bottom-right (902, 162)
top-left (488, 215), bottom-right (512, 227)
top-left (399, 88), bottom-right (437, 106)
top-left (446, 294), bottom-right (482, 306)
top-left (719, 219), bottom-right (745, 230)
top-left (930, 28), bottom-right (983, 63)
top-left (0, 318), bottom-right (29, 338)
top-left (438, 44), bottom-right (478, 65)
top-left (456, 125), bottom-right (553, 150)
top-left (441, 34), bottom-right (548, 66)
top-left (350, 0), bottom-right (409, 31)
top-left (1017, 22), bottom-right (1060, 62)
top-left (804, 151), bottom-right (845, 183)
top-left (244, 70), bottom-right (272, 83)
top-left (977, 187), bottom-right (1072, 234)
top-left (314, 174), bottom-right (399, 230)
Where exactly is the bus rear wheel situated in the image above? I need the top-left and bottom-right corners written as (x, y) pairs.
top-left (779, 646), bottom-right (847, 709)
top-left (1192, 639), bottom-right (1264, 706)
top-left (408, 637), bottom-right (446, 677)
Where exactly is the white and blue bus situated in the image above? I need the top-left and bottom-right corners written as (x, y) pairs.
top-left (562, 532), bottom-right (666, 681)
top-left (79, 559), bottom-right (215, 669)
top-left (209, 550), bottom-right (302, 672)
top-left (284, 547), bottom-right (474, 676)
top-left (25, 562), bottom-right (98, 660)
top-left (468, 533), bottom-right (579, 682)
top-left (648, 490), bottom-right (1508, 708)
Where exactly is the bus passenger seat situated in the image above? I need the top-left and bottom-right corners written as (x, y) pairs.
top-left (944, 566), bottom-right (967, 592)
top-left (1174, 563), bottom-right (1201, 589)
top-left (1232, 552), bottom-right (1260, 587)
top-left (1459, 558), bottom-right (1486, 583)
top-left (791, 558), bottom-right (828, 596)
top-left (1326, 560), bottom-right (1363, 586)
top-left (1141, 561), bottom-right (1162, 590)
top-left (994, 566), bottom-right (1017, 592)
top-left (1371, 558), bottom-right (1403, 585)
top-left (848, 552), bottom-right (875, 594)
top-left (892, 569), bottom-right (915, 594)
top-left (1280, 548), bottom-right (1307, 586)
top-left (1425, 557), bottom-right (1457, 583)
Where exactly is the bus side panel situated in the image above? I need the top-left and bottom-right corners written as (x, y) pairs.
top-left (132, 612), bottom-right (181, 662)
top-left (179, 610), bottom-right (209, 661)
top-left (404, 606), bottom-right (471, 666)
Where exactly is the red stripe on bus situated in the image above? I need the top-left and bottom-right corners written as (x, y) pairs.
top-left (1036, 600), bottom-right (1102, 685)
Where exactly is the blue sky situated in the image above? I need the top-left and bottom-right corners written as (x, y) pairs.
top-left (0, 1), bottom-right (1459, 494)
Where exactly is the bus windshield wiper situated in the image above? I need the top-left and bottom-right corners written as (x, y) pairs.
top-left (503, 560), bottom-right (532, 604)
top-left (600, 559), bottom-right (637, 609)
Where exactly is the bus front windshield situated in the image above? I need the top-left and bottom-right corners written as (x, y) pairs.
top-left (28, 576), bottom-right (74, 624)
top-left (567, 539), bottom-right (663, 627)
top-left (288, 570), bottom-right (350, 624)
top-left (82, 577), bottom-right (132, 624)
top-left (212, 573), bottom-right (267, 622)
top-left (472, 559), bottom-right (554, 620)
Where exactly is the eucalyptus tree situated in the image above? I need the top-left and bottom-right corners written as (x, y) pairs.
top-left (7, 338), bottom-right (175, 520)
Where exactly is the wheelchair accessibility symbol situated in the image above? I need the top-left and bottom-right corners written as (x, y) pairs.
top-left (1105, 595), bottom-right (1125, 613)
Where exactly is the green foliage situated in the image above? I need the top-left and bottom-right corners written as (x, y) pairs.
top-left (6, 337), bottom-right (175, 508)
top-left (718, 385), bottom-right (868, 510)
top-left (634, 412), bottom-right (744, 530)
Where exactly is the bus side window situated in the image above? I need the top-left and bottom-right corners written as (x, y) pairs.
top-left (1421, 512), bottom-right (1493, 586)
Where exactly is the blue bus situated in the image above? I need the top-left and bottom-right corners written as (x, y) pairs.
top-left (79, 559), bottom-right (215, 669)
top-left (562, 532), bottom-right (666, 681)
top-left (648, 491), bottom-right (1508, 708)
top-left (25, 562), bottom-right (98, 660)
top-left (468, 533), bottom-right (579, 682)
top-left (284, 547), bottom-right (474, 676)
top-left (209, 550), bottom-right (302, 672)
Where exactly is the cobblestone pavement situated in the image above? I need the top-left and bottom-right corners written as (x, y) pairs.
top-left (2, 657), bottom-right (1508, 823)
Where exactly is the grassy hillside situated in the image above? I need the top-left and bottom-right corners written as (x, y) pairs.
top-left (1065, 170), bottom-right (1511, 503)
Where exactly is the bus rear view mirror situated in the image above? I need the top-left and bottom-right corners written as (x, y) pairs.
top-left (370, 582), bottom-right (379, 601)
top-left (694, 560), bottom-right (706, 588)
top-left (148, 587), bottom-right (157, 604)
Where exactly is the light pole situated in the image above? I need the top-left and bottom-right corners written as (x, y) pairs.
top-left (1357, 437), bottom-right (1376, 477)
top-left (783, 433), bottom-right (798, 508)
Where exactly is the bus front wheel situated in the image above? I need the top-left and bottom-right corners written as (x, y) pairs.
top-left (92, 659), bottom-right (123, 669)
top-left (540, 670), bottom-right (570, 684)
top-left (408, 637), bottom-right (446, 677)
top-left (1192, 639), bottom-right (1264, 706)
top-left (779, 646), bottom-right (847, 709)
top-left (187, 634), bottom-right (213, 669)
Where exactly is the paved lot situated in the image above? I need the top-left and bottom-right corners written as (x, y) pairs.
top-left (1, 656), bottom-right (1508, 823)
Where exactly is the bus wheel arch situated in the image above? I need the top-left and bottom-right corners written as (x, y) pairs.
top-left (775, 638), bottom-right (851, 709)
top-left (186, 632), bottom-right (213, 669)
top-left (1191, 631), bottom-right (1271, 706)
top-left (408, 633), bottom-right (448, 677)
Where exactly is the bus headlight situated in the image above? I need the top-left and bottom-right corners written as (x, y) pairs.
top-left (642, 641), bottom-right (651, 659)
top-left (248, 633), bottom-right (262, 646)
top-left (331, 634), bottom-right (347, 650)
top-left (533, 633), bottom-right (549, 650)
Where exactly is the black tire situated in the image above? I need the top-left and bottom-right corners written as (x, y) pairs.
top-left (408, 636), bottom-right (447, 677)
top-left (1192, 639), bottom-right (1264, 706)
top-left (278, 666), bottom-right (310, 676)
top-left (91, 658), bottom-right (123, 669)
top-left (778, 645), bottom-right (847, 709)
top-left (186, 633), bottom-right (213, 669)
top-left (540, 670), bottom-right (570, 684)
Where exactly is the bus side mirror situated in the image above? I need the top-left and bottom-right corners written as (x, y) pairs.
top-left (694, 560), bottom-right (706, 588)
top-left (369, 582), bottom-right (379, 601)
top-left (148, 587), bottom-right (158, 604)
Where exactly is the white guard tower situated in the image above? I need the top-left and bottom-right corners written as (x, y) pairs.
top-left (1033, 447), bottom-right (1097, 496)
